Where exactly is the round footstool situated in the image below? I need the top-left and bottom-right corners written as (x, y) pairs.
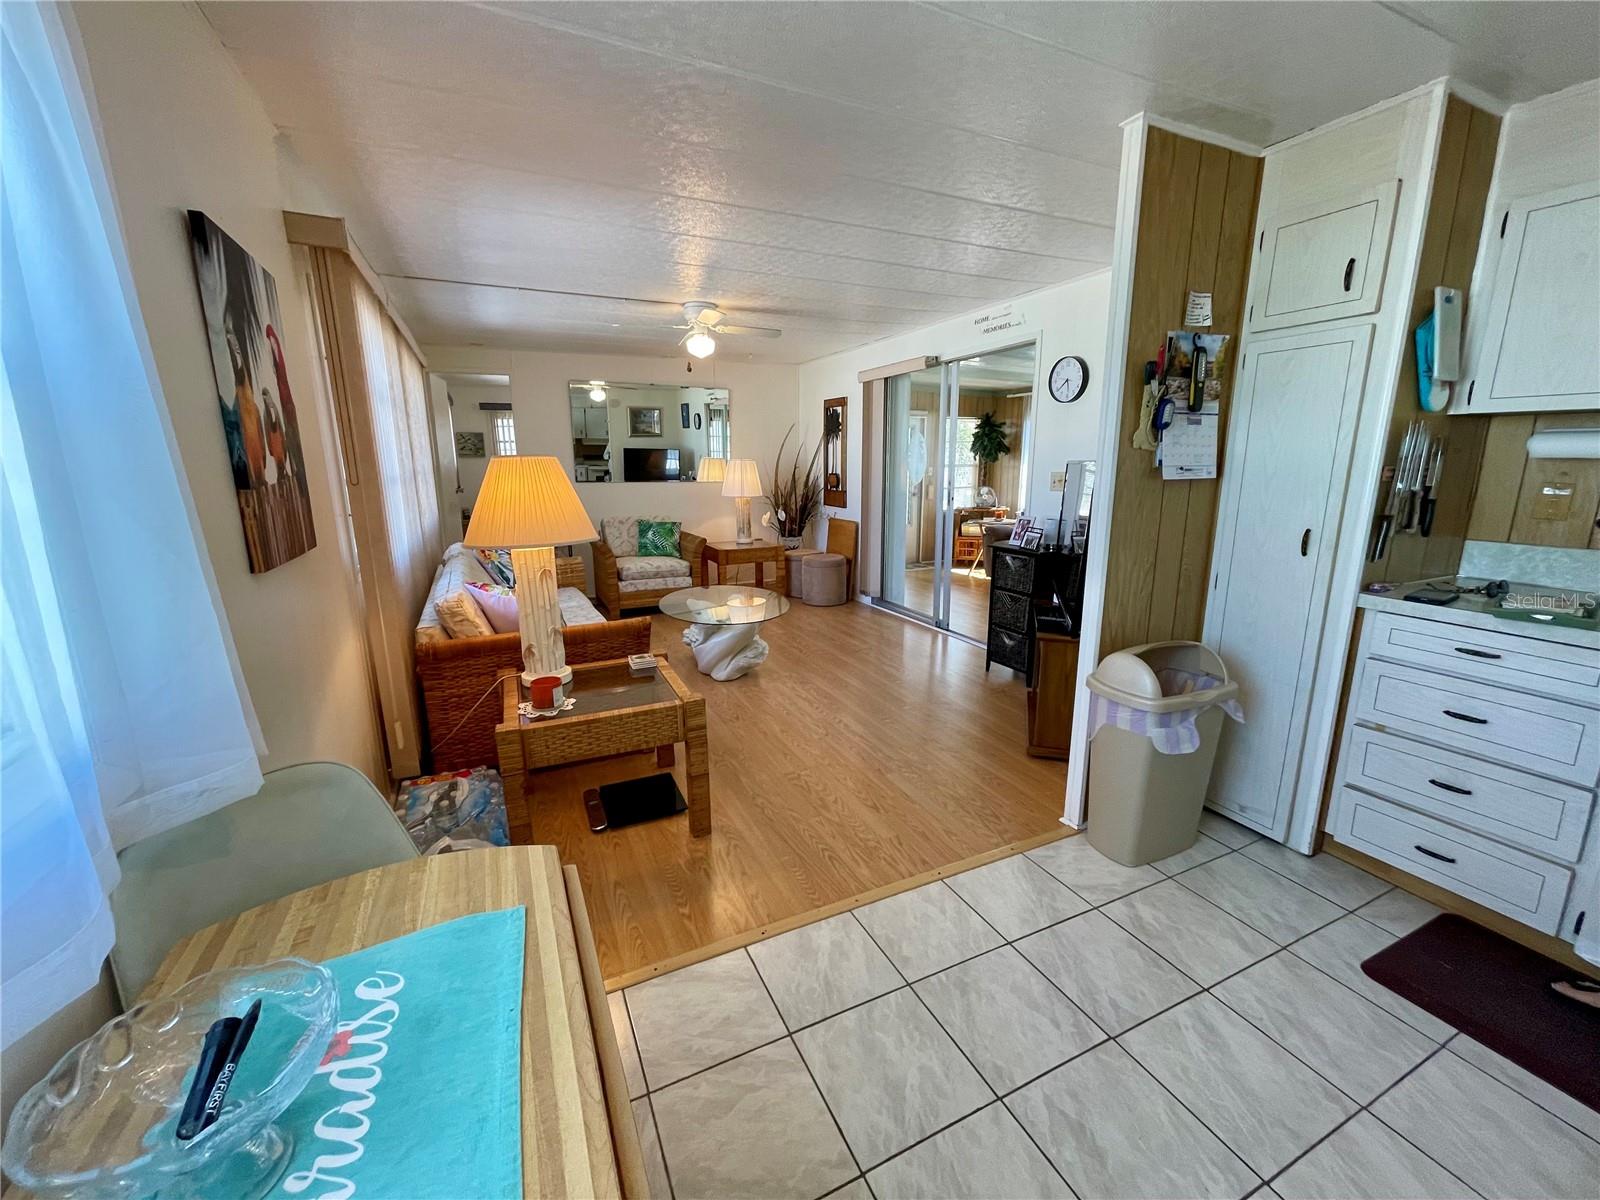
top-left (801, 552), bottom-right (848, 606)
top-left (783, 547), bottom-right (820, 598)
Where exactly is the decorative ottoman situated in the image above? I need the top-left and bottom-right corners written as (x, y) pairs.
top-left (783, 547), bottom-right (820, 598)
top-left (801, 552), bottom-right (848, 606)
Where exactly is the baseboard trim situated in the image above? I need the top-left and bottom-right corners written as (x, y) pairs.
top-left (602, 824), bottom-right (1078, 991)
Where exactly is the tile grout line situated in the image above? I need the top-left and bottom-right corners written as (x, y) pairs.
top-left (740, 945), bottom-right (869, 1195)
top-left (842, 891), bottom-right (1084, 1197)
top-left (1438, 1033), bottom-right (1600, 1150)
top-left (633, 826), bottom-right (1573, 1198)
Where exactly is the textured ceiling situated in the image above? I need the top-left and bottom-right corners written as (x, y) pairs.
top-left (202, 1), bottom-right (1600, 364)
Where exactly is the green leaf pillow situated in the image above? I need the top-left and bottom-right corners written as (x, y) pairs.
top-left (636, 519), bottom-right (681, 558)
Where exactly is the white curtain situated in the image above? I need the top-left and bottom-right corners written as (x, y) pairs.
top-left (1, 1), bottom-right (263, 1047)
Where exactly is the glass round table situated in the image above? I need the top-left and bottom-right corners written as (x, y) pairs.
top-left (658, 585), bottom-right (790, 680)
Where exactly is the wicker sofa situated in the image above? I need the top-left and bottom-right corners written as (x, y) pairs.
top-left (594, 517), bottom-right (707, 618)
top-left (415, 544), bottom-right (651, 772)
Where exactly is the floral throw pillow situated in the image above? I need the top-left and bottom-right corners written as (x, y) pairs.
top-left (636, 519), bottom-right (681, 558)
top-left (474, 547), bottom-right (515, 587)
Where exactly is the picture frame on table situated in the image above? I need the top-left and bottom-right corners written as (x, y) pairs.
top-left (1020, 528), bottom-right (1044, 550)
top-left (1007, 517), bottom-right (1033, 546)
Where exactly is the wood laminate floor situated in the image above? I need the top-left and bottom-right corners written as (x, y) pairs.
top-left (524, 598), bottom-right (1067, 986)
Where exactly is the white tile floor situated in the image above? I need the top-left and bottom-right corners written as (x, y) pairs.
top-left (611, 819), bottom-right (1600, 1200)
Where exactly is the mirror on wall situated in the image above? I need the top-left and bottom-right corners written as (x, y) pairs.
top-left (823, 395), bottom-right (847, 507)
top-left (568, 381), bottom-right (730, 483)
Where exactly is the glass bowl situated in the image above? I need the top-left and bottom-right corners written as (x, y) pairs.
top-left (3, 958), bottom-right (337, 1199)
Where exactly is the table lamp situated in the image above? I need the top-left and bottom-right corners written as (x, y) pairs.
top-left (722, 458), bottom-right (763, 544)
top-left (463, 456), bottom-right (598, 685)
top-left (698, 457), bottom-right (727, 483)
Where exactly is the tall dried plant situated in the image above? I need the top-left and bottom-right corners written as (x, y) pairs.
top-left (765, 425), bottom-right (823, 539)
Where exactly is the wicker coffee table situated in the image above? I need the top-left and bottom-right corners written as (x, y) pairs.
top-left (495, 656), bottom-right (711, 841)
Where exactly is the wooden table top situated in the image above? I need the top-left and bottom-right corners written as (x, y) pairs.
top-left (149, 848), bottom-right (621, 1200)
top-left (702, 540), bottom-right (785, 557)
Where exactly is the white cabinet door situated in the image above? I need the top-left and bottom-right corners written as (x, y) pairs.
top-left (1457, 182), bottom-right (1600, 415)
top-left (1247, 182), bottom-right (1398, 332)
top-left (570, 406), bottom-right (586, 439)
top-left (1203, 323), bottom-right (1374, 838)
top-left (584, 407), bottom-right (610, 440)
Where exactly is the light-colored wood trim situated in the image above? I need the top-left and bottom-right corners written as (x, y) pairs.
top-left (283, 210), bottom-right (427, 362)
top-left (601, 825), bottom-right (1078, 991)
top-left (1322, 836), bottom-right (1599, 979)
top-left (857, 355), bottom-right (938, 384)
top-left (565, 866), bottom-right (651, 1199)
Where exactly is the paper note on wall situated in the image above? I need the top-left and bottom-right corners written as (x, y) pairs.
top-left (1184, 291), bottom-right (1213, 327)
top-left (1162, 411), bottom-right (1218, 480)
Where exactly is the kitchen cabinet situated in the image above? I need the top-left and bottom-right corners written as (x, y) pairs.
top-left (1246, 181), bottom-right (1398, 332)
top-left (1202, 322), bottom-right (1374, 838)
top-left (571, 404), bottom-right (610, 441)
top-left (1455, 181), bottom-right (1600, 415)
top-left (1328, 602), bottom-right (1600, 939)
top-left (571, 405), bottom-right (586, 439)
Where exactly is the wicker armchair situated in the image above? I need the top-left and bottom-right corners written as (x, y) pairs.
top-left (595, 530), bottom-right (706, 618)
top-left (415, 557), bottom-right (651, 772)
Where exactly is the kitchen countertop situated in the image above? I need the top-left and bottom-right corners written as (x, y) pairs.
top-left (1357, 577), bottom-right (1600, 652)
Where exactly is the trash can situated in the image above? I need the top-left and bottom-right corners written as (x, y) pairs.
top-left (1085, 641), bottom-right (1243, 866)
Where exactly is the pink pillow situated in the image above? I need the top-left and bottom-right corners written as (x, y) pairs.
top-left (465, 581), bottom-right (519, 635)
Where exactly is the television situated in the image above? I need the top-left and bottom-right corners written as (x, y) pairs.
top-left (623, 448), bottom-right (692, 482)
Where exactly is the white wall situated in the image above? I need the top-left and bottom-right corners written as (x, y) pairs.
top-left (74, 1), bottom-right (382, 783)
top-left (795, 272), bottom-right (1112, 553)
top-left (422, 346), bottom-right (802, 578)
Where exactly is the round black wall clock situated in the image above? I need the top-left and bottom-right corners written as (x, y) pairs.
top-left (1048, 355), bottom-right (1090, 404)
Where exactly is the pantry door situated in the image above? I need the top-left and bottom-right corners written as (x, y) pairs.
top-left (1203, 322), bottom-right (1373, 840)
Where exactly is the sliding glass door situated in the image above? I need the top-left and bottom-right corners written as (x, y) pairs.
top-left (876, 343), bottom-right (1037, 638)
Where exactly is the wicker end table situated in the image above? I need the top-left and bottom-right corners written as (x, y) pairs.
top-left (495, 656), bottom-right (711, 842)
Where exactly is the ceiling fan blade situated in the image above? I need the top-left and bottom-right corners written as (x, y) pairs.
top-left (715, 323), bottom-right (782, 338)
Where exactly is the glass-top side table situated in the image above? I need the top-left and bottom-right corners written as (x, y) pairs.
top-left (658, 586), bottom-right (789, 680)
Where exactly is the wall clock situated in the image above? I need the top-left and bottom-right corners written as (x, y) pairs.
top-left (1048, 355), bottom-right (1090, 403)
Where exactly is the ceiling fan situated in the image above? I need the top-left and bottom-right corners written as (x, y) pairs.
top-left (671, 301), bottom-right (781, 358)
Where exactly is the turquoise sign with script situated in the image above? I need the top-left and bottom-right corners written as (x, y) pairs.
top-left (241, 907), bottom-right (525, 1198)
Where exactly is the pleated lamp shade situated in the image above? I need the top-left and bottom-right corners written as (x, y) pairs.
top-left (462, 456), bottom-right (598, 549)
top-left (721, 458), bottom-right (763, 499)
top-left (698, 457), bottom-right (727, 483)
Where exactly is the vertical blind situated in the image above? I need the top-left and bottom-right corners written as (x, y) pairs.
top-left (304, 243), bottom-right (439, 778)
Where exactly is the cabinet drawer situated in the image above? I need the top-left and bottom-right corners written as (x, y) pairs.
top-left (991, 549), bottom-right (1035, 595)
top-left (1368, 611), bottom-right (1600, 706)
top-left (989, 624), bottom-right (1030, 674)
top-left (1356, 660), bottom-right (1600, 786)
top-left (1331, 790), bottom-right (1572, 933)
top-left (990, 588), bottom-right (1030, 633)
top-left (1341, 726), bottom-right (1594, 861)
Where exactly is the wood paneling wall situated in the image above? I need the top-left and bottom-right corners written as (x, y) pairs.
top-left (1100, 129), bottom-right (1261, 653)
top-left (1467, 410), bottom-right (1600, 548)
top-left (1365, 97), bottom-right (1502, 585)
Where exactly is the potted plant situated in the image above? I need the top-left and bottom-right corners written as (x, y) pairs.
top-left (763, 425), bottom-right (823, 549)
top-left (969, 412), bottom-right (1010, 494)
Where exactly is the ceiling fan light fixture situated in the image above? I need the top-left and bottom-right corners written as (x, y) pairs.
top-left (588, 385), bottom-right (607, 403)
top-left (685, 331), bottom-right (717, 359)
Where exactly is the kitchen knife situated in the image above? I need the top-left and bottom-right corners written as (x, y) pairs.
top-left (1419, 442), bottom-right (1444, 537)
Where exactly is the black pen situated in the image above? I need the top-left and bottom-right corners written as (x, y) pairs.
top-left (176, 1016), bottom-right (240, 1141)
top-left (199, 998), bottom-right (263, 1134)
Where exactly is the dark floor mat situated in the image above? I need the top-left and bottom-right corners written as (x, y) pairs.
top-left (1362, 913), bottom-right (1599, 1111)
top-left (583, 772), bottom-right (686, 832)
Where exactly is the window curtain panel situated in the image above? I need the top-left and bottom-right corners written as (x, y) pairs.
top-left (305, 246), bottom-right (439, 778)
top-left (1, 2), bottom-right (263, 1046)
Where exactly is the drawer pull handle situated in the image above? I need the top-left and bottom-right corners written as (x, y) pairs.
top-left (1442, 709), bottom-right (1488, 725)
top-left (1343, 257), bottom-right (1356, 292)
top-left (1453, 646), bottom-right (1502, 660)
top-left (1427, 777), bottom-right (1473, 796)
top-left (1414, 844), bottom-right (1457, 865)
